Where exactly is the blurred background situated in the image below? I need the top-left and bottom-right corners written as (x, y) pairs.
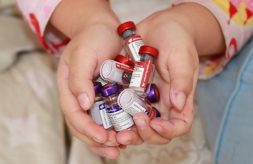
top-left (0, 0), bottom-right (211, 164)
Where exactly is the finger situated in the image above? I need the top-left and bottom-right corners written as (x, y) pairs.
top-left (66, 119), bottom-right (103, 147)
top-left (105, 130), bottom-right (119, 147)
top-left (150, 117), bottom-right (191, 139)
top-left (64, 43), bottom-right (97, 111)
top-left (67, 118), bottom-right (118, 146)
top-left (151, 105), bottom-right (194, 139)
top-left (133, 113), bottom-right (170, 144)
top-left (150, 103), bottom-right (194, 139)
top-left (67, 120), bottom-right (120, 159)
top-left (152, 79), bottom-right (171, 120)
top-left (64, 27), bottom-right (121, 111)
top-left (91, 146), bottom-right (120, 159)
top-left (116, 126), bottom-right (143, 145)
top-left (166, 45), bottom-right (198, 111)
top-left (66, 112), bottom-right (109, 143)
top-left (57, 61), bottom-right (108, 143)
top-left (150, 71), bottom-right (197, 138)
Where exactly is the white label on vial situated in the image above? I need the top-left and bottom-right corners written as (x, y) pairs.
top-left (90, 102), bottom-right (102, 125)
top-left (98, 103), bottom-right (112, 129)
top-left (124, 102), bottom-right (147, 116)
top-left (130, 65), bottom-right (144, 88)
top-left (115, 63), bottom-right (133, 73)
top-left (127, 35), bottom-right (144, 62)
top-left (107, 106), bottom-right (134, 131)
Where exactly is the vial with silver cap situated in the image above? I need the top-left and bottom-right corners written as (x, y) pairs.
top-left (117, 88), bottom-right (160, 119)
top-left (89, 82), bottom-right (112, 129)
top-left (129, 45), bottom-right (159, 92)
top-left (101, 83), bottom-right (134, 131)
top-left (117, 21), bottom-right (144, 62)
top-left (100, 56), bottom-right (134, 85)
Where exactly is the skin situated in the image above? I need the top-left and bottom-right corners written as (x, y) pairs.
top-left (50, 0), bottom-right (225, 159)
top-left (117, 3), bottom-right (225, 146)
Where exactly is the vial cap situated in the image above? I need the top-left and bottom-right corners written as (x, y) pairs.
top-left (93, 82), bottom-right (102, 94)
top-left (100, 60), bottom-right (114, 80)
top-left (147, 83), bottom-right (160, 103)
top-left (115, 54), bottom-right (134, 67)
top-left (117, 21), bottom-right (136, 36)
top-left (139, 45), bottom-right (159, 59)
top-left (117, 88), bottom-right (135, 108)
top-left (101, 83), bottom-right (119, 97)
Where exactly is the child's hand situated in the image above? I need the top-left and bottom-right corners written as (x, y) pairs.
top-left (51, 0), bottom-right (124, 158)
top-left (117, 3), bottom-right (225, 145)
top-left (133, 11), bottom-right (199, 144)
top-left (57, 22), bottom-right (123, 158)
top-left (116, 15), bottom-right (198, 145)
top-left (131, 18), bottom-right (198, 144)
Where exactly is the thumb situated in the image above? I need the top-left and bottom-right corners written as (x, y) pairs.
top-left (167, 48), bottom-right (199, 111)
top-left (66, 46), bottom-right (98, 110)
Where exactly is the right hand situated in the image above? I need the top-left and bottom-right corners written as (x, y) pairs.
top-left (57, 21), bottom-right (122, 159)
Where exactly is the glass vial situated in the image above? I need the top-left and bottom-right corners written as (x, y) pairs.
top-left (90, 82), bottom-right (112, 129)
top-left (117, 21), bottom-right (144, 62)
top-left (100, 59), bottom-right (133, 85)
top-left (101, 83), bottom-right (134, 131)
top-left (130, 45), bottom-right (159, 92)
top-left (118, 88), bottom-right (160, 119)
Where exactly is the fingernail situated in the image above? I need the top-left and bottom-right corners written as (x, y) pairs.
top-left (134, 118), bottom-right (147, 130)
top-left (151, 124), bottom-right (163, 133)
top-left (171, 90), bottom-right (186, 110)
top-left (78, 93), bottom-right (90, 110)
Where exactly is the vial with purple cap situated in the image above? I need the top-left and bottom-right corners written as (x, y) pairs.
top-left (101, 83), bottom-right (134, 131)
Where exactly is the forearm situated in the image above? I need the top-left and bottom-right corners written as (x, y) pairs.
top-left (166, 3), bottom-right (226, 56)
top-left (50, 0), bottom-right (120, 38)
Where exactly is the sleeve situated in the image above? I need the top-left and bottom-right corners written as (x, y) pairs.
top-left (16, 0), bottom-right (69, 55)
top-left (173, 0), bottom-right (253, 79)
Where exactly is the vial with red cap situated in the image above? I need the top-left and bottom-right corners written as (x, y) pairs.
top-left (117, 21), bottom-right (144, 62)
top-left (90, 82), bottom-right (112, 129)
top-left (101, 83), bottom-right (134, 131)
top-left (117, 88), bottom-right (160, 119)
top-left (129, 45), bottom-right (159, 92)
top-left (100, 55), bottom-right (134, 85)
top-left (115, 54), bottom-right (134, 83)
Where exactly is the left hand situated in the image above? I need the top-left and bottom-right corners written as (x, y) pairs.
top-left (116, 8), bottom-right (199, 145)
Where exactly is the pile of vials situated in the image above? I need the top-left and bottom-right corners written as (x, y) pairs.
top-left (89, 21), bottom-right (161, 132)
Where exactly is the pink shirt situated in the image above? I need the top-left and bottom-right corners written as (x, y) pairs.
top-left (16, 0), bottom-right (253, 78)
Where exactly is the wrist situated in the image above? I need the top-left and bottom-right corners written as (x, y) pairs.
top-left (164, 3), bottom-right (225, 56)
top-left (50, 0), bottom-right (119, 38)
